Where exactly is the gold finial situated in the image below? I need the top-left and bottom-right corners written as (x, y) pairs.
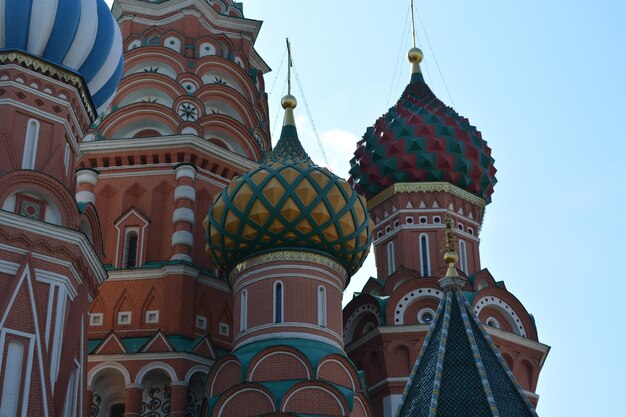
top-left (443, 214), bottom-right (459, 277)
top-left (281, 94), bottom-right (297, 109)
top-left (408, 47), bottom-right (423, 64)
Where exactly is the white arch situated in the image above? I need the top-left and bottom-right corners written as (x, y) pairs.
top-left (473, 296), bottom-right (527, 337)
top-left (210, 359), bottom-right (240, 397)
top-left (134, 361), bottom-right (178, 384)
top-left (343, 304), bottom-right (382, 344)
top-left (87, 361), bottom-right (131, 389)
top-left (249, 352), bottom-right (311, 380)
top-left (282, 386), bottom-right (345, 415)
top-left (316, 358), bottom-right (356, 390)
top-left (184, 365), bottom-right (210, 384)
top-left (393, 287), bottom-right (443, 325)
top-left (218, 388), bottom-right (275, 416)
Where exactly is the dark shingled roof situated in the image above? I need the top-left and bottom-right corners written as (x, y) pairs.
top-left (396, 289), bottom-right (538, 417)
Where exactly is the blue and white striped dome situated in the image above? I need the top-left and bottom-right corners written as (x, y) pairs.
top-left (0, 0), bottom-right (123, 114)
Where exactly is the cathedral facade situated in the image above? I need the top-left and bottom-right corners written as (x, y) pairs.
top-left (0, 0), bottom-right (549, 416)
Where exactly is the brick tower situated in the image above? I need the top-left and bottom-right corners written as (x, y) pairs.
top-left (82, 0), bottom-right (271, 416)
top-left (344, 48), bottom-right (550, 416)
top-left (0, 0), bottom-right (123, 415)
top-left (202, 84), bottom-right (375, 416)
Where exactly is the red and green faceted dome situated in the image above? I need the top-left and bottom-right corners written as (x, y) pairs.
top-left (349, 72), bottom-right (497, 203)
top-left (205, 123), bottom-right (372, 275)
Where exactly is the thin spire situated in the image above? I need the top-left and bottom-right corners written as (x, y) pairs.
top-left (410, 0), bottom-right (416, 48)
top-left (408, 0), bottom-right (424, 81)
top-left (286, 38), bottom-right (293, 96)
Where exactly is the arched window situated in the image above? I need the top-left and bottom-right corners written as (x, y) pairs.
top-left (274, 282), bottom-right (283, 323)
top-left (458, 240), bottom-right (468, 273)
top-left (240, 290), bottom-right (248, 332)
top-left (387, 241), bottom-right (396, 276)
top-left (64, 143), bottom-right (71, 176)
top-left (419, 233), bottom-right (431, 276)
top-left (317, 286), bottom-right (327, 327)
top-left (22, 118), bottom-right (40, 169)
top-left (148, 36), bottom-right (160, 46)
top-left (122, 228), bottom-right (139, 269)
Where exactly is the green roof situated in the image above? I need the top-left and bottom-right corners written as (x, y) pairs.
top-left (233, 338), bottom-right (345, 373)
top-left (397, 289), bottom-right (537, 417)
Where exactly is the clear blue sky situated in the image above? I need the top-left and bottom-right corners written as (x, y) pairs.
top-left (108, 1), bottom-right (626, 415)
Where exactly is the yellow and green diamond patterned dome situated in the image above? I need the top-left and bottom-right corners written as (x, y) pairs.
top-left (205, 96), bottom-right (372, 275)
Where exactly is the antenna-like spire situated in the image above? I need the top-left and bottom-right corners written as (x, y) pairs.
top-left (286, 38), bottom-right (293, 96)
top-left (408, 0), bottom-right (424, 79)
top-left (281, 38), bottom-right (297, 126)
top-left (410, 0), bottom-right (416, 48)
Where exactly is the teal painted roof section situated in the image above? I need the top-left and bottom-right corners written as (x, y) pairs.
top-left (88, 334), bottom-right (211, 354)
top-left (396, 289), bottom-right (537, 417)
top-left (121, 337), bottom-right (150, 353)
top-left (87, 339), bottom-right (101, 354)
top-left (233, 338), bottom-right (345, 372)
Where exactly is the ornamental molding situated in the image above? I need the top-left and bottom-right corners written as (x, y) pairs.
top-left (0, 51), bottom-right (96, 121)
top-left (366, 182), bottom-right (486, 210)
top-left (230, 250), bottom-right (347, 281)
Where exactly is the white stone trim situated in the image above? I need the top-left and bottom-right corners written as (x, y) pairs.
top-left (474, 296), bottom-right (527, 337)
top-left (171, 230), bottom-right (194, 248)
top-left (344, 304), bottom-right (382, 344)
top-left (233, 325), bottom-right (343, 351)
top-left (134, 361), bottom-right (178, 384)
top-left (75, 190), bottom-right (95, 204)
top-left (394, 287), bottom-right (443, 325)
top-left (174, 185), bottom-right (196, 202)
top-left (283, 386), bottom-right (345, 415)
top-left (0, 213), bottom-right (106, 285)
top-left (76, 169), bottom-right (98, 186)
top-left (175, 164), bottom-right (196, 181)
top-left (170, 253), bottom-right (192, 263)
top-left (172, 207), bottom-right (195, 225)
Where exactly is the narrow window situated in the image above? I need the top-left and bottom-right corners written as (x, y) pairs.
top-left (22, 119), bottom-right (40, 169)
top-left (318, 286), bottom-right (327, 327)
top-left (274, 282), bottom-right (283, 323)
top-left (122, 229), bottom-right (139, 269)
top-left (458, 240), bottom-right (468, 273)
top-left (64, 143), bottom-right (71, 176)
top-left (0, 342), bottom-right (24, 417)
top-left (387, 241), bottom-right (396, 276)
top-left (240, 290), bottom-right (248, 331)
top-left (419, 233), bottom-right (431, 276)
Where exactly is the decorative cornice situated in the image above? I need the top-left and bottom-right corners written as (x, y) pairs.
top-left (229, 250), bottom-right (347, 281)
top-left (0, 51), bottom-right (96, 121)
top-left (366, 182), bottom-right (487, 210)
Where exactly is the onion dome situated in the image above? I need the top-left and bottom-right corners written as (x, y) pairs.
top-left (0, 0), bottom-right (124, 114)
top-left (205, 95), bottom-right (372, 275)
top-left (349, 48), bottom-right (497, 203)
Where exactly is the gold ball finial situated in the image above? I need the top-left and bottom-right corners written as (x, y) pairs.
top-left (281, 94), bottom-right (297, 109)
top-left (444, 250), bottom-right (458, 265)
top-left (408, 47), bottom-right (423, 64)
